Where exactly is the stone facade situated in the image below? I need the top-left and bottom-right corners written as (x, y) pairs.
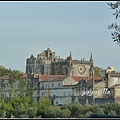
top-left (105, 72), bottom-right (120, 88)
top-left (26, 48), bottom-right (94, 77)
top-left (31, 74), bottom-right (103, 105)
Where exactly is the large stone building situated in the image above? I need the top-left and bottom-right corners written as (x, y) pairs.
top-left (26, 48), bottom-right (94, 77)
top-left (31, 74), bottom-right (103, 105)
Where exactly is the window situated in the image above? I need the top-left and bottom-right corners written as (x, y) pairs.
top-left (56, 101), bottom-right (58, 104)
top-left (46, 84), bottom-right (47, 88)
top-left (75, 88), bottom-right (79, 92)
top-left (58, 83), bottom-right (60, 87)
top-left (52, 83), bottom-right (54, 87)
top-left (37, 91), bottom-right (40, 95)
top-left (41, 83), bottom-right (44, 89)
top-left (64, 91), bottom-right (65, 96)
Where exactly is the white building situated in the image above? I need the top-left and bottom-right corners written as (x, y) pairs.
top-left (31, 74), bottom-right (103, 105)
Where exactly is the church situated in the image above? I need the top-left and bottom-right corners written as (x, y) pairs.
top-left (26, 48), bottom-right (94, 77)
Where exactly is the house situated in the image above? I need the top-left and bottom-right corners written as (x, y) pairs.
top-left (39, 75), bottom-right (74, 105)
top-left (30, 74), bottom-right (103, 105)
top-left (94, 68), bottom-right (120, 105)
top-left (108, 84), bottom-right (120, 103)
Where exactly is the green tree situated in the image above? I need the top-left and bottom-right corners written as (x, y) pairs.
top-left (44, 105), bottom-right (71, 118)
top-left (26, 107), bottom-right (38, 118)
top-left (62, 107), bottom-right (71, 118)
top-left (14, 103), bottom-right (27, 118)
top-left (8, 70), bottom-right (33, 99)
top-left (108, 1), bottom-right (120, 46)
top-left (44, 106), bottom-right (62, 118)
top-left (89, 105), bottom-right (104, 114)
top-left (66, 101), bottom-right (84, 118)
top-left (0, 98), bottom-right (14, 118)
top-left (37, 97), bottom-right (51, 117)
top-left (94, 67), bottom-right (101, 77)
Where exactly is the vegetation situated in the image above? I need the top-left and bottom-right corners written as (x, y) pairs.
top-left (108, 1), bottom-right (120, 46)
top-left (0, 97), bottom-right (120, 118)
top-left (0, 67), bottom-right (120, 118)
top-left (94, 67), bottom-right (101, 77)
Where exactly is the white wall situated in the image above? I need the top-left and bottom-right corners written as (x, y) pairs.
top-left (54, 96), bottom-right (72, 105)
top-left (109, 77), bottom-right (120, 87)
top-left (40, 88), bottom-right (73, 97)
top-left (40, 81), bottom-right (63, 89)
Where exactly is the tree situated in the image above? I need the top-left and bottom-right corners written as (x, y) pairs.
top-left (108, 1), bottom-right (120, 46)
top-left (44, 106), bottom-right (62, 118)
top-left (37, 97), bottom-right (51, 117)
top-left (66, 101), bottom-right (84, 118)
top-left (94, 67), bottom-right (101, 77)
top-left (44, 105), bottom-right (71, 118)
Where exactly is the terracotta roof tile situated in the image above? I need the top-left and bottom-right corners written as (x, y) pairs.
top-left (40, 75), bottom-right (67, 82)
top-left (39, 75), bottom-right (103, 82)
top-left (0, 75), bottom-right (10, 80)
top-left (0, 74), bottom-right (28, 80)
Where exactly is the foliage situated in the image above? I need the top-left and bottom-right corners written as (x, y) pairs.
top-left (0, 96), bottom-right (120, 118)
top-left (1, 67), bottom-right (120, 118)
top-left (44, 106), bottom-right (62, 118)
top-left (44, 105), bottom-right (71, 118)
top-left (26, 107), bottom-right (38, 118)
top-left (0, 67), bottom-right (33, 99)
top-left (62, 107), bottom-right (71, 118)
top-left (37, 97), bottom-right (51, 117)
top-left (94, 67), bottom-right (101, 77)
top-left (0, 68), bottom-right (12, 77)
top-left (66, 101), bottom-right (84, 118)
top-left (108, 1), bottom-right (120, 46)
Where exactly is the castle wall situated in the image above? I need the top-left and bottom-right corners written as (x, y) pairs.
top-left (72, 64), bottom-right (91, 76)
top-left (26, 48), bottom-right (94, 77)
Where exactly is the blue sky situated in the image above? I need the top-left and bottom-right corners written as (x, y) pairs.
top-left (0, 1), bottom-right (120, 72)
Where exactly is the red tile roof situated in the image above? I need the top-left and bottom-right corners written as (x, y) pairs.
top-left (22, 73), bottom-right (28, 78)
top-left (0, 74), bottom-right (28, 80)
top-left (40, 75), bottom-right (67, 82)
top-left (0, 75), bottom-right (10, 80)
top-left (39, 75), bottom-right (103, 82)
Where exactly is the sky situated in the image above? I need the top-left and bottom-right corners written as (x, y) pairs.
top-left (0, 1), bottom-right (120, 73)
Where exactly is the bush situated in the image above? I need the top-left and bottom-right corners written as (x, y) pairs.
top-left (37, 97), bottom-right (51, 117)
